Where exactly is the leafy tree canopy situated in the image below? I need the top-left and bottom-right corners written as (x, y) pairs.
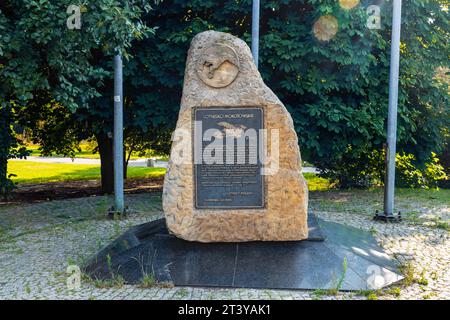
top-left (0, 0), bottom-right (153, 196)
top-left (129, 0), bottom-right (449, 187)
top-left (1, 0), bottom-right (449, 193)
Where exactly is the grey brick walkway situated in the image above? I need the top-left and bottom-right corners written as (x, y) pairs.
top-left (0, 192), bottom-right (448, 300)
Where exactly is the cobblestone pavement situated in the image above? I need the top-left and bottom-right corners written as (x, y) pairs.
top-left (0, 191), bottom-right (448, 300)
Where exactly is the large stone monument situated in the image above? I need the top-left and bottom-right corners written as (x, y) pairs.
top-left (163, 31), bottom-right (308, 242)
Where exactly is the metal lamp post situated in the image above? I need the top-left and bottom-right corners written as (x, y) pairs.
top-left (375, 0), bottom-right (403, 222)
top-left (113, 51), bottom-right (125, 213)
top-left (252, 0), bottom-right (260, 69)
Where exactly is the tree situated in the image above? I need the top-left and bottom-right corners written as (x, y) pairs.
top-left (14, 1), bottom-right (175, 194)
top-left (0, 102), bottom-right (30, 198)
top-left (122, 0), bottom-right (449, 187)
top-left (3, 0), bottom-right (448, 193)
top-left (0, 0), bottom-right (154, 196)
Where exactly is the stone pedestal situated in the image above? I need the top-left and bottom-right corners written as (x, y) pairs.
top-left (163, 31), bottom-right (308, 242)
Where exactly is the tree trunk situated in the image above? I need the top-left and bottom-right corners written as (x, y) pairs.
top-left (123, 150), bottom-right (128, 179)
top-left (0, 102), bottom-right (13, 200)
top-left (96, 133), bottom-right (114, 194)
top-left (124, 144), bottom-right (135, 180)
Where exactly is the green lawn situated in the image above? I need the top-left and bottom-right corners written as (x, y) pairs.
top-left (309, 187), bottom-right (450, 224)
top-left (8, 161), bottom-right (449, 216)
top-left (8, 161), bottom-right (166, 184)
top-left (8, 161), bottom-right (331, 190)
top-left (303, 173), bottom-right (332, 191)
top-left (27, 144), bottom-right (169, 161)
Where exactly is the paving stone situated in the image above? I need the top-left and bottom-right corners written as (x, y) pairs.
top-left (0, 193), bottom-right (448, 300)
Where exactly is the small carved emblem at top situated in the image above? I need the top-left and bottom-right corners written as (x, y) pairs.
top-left (196, 43), bottom-right (240, 88)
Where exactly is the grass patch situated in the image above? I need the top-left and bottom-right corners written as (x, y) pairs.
top-left (91, 275), bottom-right (125, 289)
top-left (7, 158), bottom-right (449, 218)
top-left (303, 173), bottom-right (333, 191)
top-left (311, 258), bottom-right (348, 298)
top-left (398, 262), bottom-right (429, 286)
top-left (366, 292), bottom-right (378, 300)
top-left (385, 287), bottom-right (401, 297)
top-left (395, 188), bottom-right (450, 206)
top-left (433, 220), bottom-right (450, 231)
top-left (355, 289), bottom-right (382, 300)
top-left (8, 161), bottom-right (166, 184)
top-left (27, 143), bottom-right (168, 161)
top-left (8, 161), bottom-right (332, 190)
top-left (138, 273), bottom-right (156, 288)
top-left (417, 269), bottom-right (429, 286)
top-left (399, 262), bottom-right (416, 286)
top-left (88, 254), bottom-right (126, 289)
top-left (310, 187), bottom-right (450, 217)
top-left (174, 288), bottom-right (189, 299)
top-left (137, 273), bottom-right (174, 289)
top-left (422, 292), bottom-right (437, 300)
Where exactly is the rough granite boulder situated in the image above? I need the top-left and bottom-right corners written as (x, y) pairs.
top-left (163, 30), bottom-right (308, 242)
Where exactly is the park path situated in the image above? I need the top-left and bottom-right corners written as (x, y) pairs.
top-left (14, 156), bottom-right (168, 168)
top-left (13, 156), bottom-right (319, 173)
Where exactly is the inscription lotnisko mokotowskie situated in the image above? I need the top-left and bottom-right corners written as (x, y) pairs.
top-left (194, 107), bottom-right (264, 209)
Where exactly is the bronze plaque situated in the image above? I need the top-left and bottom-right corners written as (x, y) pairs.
top-left (194, 107), bottom-right (264, 209)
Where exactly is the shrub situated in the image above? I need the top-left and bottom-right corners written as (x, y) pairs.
top-left (320, 149), bottom-right (447, 189)
top-left (396, 152), bottom-right (447, 189)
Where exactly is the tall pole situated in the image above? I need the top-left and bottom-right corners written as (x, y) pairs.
top-left (114, 52), bottom-right (124, 212)
top-left (377, 0), bottom-right (402, 221)
top-left (252, 0), bottom-right (260, 69)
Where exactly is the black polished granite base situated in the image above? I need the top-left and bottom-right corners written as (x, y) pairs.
top-left (84, 214), bottom-right (403, 291)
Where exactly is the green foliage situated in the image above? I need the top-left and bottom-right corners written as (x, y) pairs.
top-left (2, 0), bottom-right (449, 189)
top-left (437, 135), bottom-right (450, 188)
top-left (321, 149), bottom-right (447, 188)
top-left (0, 102), bottom-right (30, 199)
top-left (129, 0), bottom-right (449, 187)
top-left (399, 262), bottom-right (416, 286)
top-left (318, 149), bottom-right (385, 188)
top-left (0, 0), bottom-right (155, 189)
top-left (7, 161), bottom-right (166, 184)
top-left (396, 152), bottom-right (447, 188)
top-left (17, 99), bottom-right (85, 158)
top-left (0, 103), bottom-right (16, 198)
top-left (335, 257), bottom-right (348, 292)
top-left (303, 172), bottom-right (333, 191)
top-left (417, 269), bottom-right (429, 286)
top-left (385, 287), bottom-right (401, 297)
top-left (366, 292), bottom-right (379, 300)
top-left (311, 257), bottom-right (347, 296)
top-left (91, 275), bottom-right (125, 289)
top-left (4, 1), bottom-right (167, 170)
top-left (138, 273), bottom-right (156, 288)
top-left (124, 127), bottom-right (172, 164)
